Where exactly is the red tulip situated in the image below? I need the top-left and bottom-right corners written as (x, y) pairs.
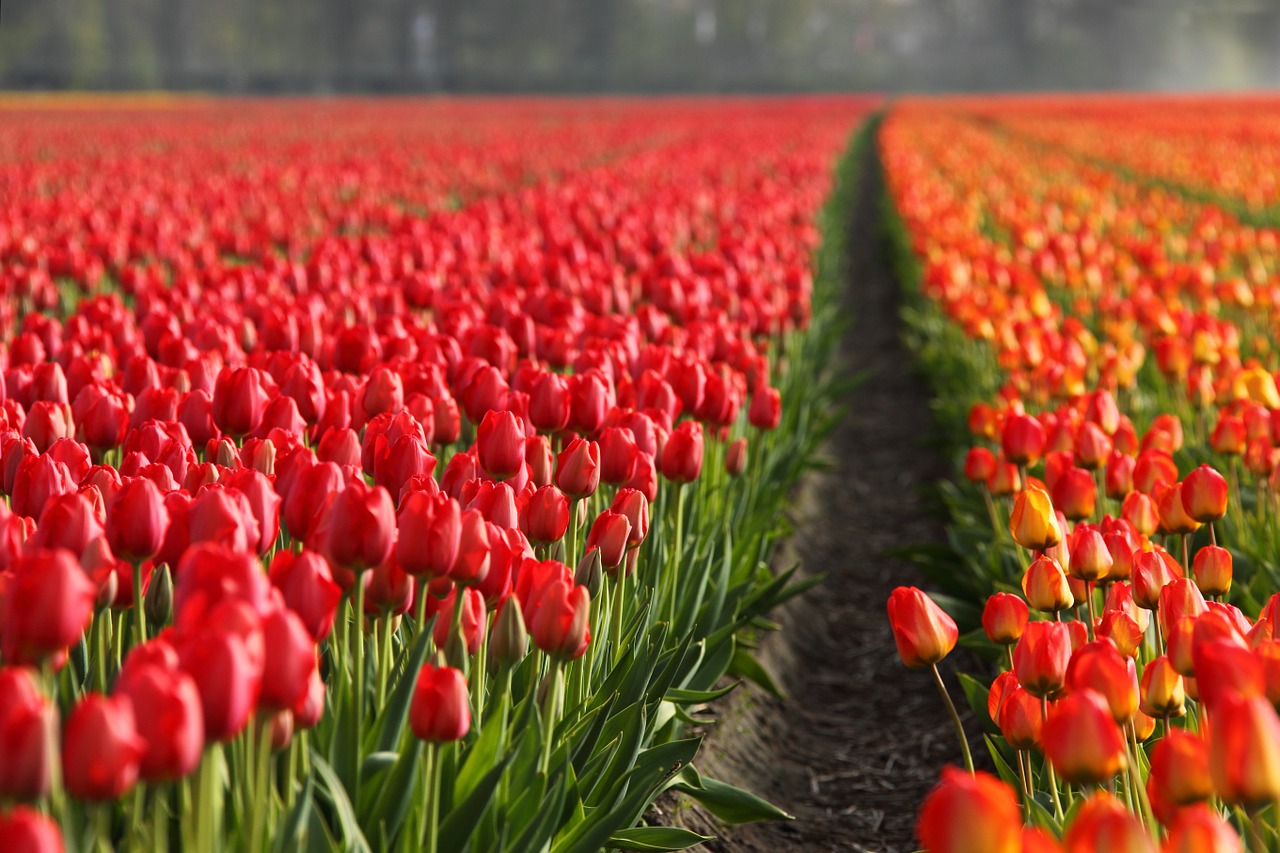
top-left (1012, 620), bottom-right (1071, 698)
top-left (555, 438), bottom-right (600, 499)
top-left (410, 663), bottom-right (470, 743)
top-left (1, 548), bottom-right (95, 666)
top-left (177, 600), bottom-right (264, 742)
top-left (0, 667), bottom-right (54, 800)
top-left (476, 410), bottom-right (525, 480)
top-left (586, 510), bottom-right (631, 571)
top-left (1061, 791), bottom-right (1152, 852)
top-left (1042, 690), bottom-right (1127, 785)
top-left (1209, 693), bottom-right (1280, 806)
top-left (211, 367), bottom-right (271, 438)
top-left (114, 662), bottom-right (204, 782)
top-left (1181, 464), bottom-right (1229, 523)
top-left (521, 485), bottom-right (569, 545)
top-left (748, 386), bottom-right (781, 430)
top-left (62, 693), bottom-right (146, 800)
top-left (981, 593), bottom-right (1029, 645)
top-left (659, 421), bottom-right (703, 484)
top-left (432, 586), bottom-right (486, 655)
top-left (1001, 413), bottom-right (1046, 466)
top-left (1162, 805), bottom-right (1243, 853)
top-left (0, 807), bottom-right (64, 853)
top-left (106, 477), bottom-right (170, 563)
top-left (258, 606), bottom-right (317, 712)
top-left (313, 479), bottom-right (396, 572)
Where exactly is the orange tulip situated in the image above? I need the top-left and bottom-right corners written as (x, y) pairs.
top-left (1062, 791), bottom-right (1154, 853)
top-left (1209, 693), bottom-right (1280, 806)
top-left (1042, 690), bottom-right (1127, 785)
top-left (1013, 621), bottom-right (1072, 698)
top-left (1148, 729), bottom-right (1212, 815)
top-left (1022, 555), bottom-right (1075, 614)
top-left (1140, 655), bottom-right (1186, 718)
top-left (886, 587), bottom-right (957, 669)
top-left (1162, 805), bottom-right (1243, 853)
top-left (1181, 464), bottom-right (1229, 523)
top-left (916, 767), bottom-right (1021, 853)
top-left (981, 592), bottom-right (1028, 645)
top-left (1010, 486), bottom-right (1061, 551)
top-left (1192, 545), bottom-right (1232, 598)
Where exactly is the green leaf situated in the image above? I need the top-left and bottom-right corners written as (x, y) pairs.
top-left (373, 624), bottom-right (434, 753)
top-left (453, 693), bottom-right (509, 803)
top-left (606, 827), bottom-right (714, 851)
top-left (958, 672), bottom-right (996, 732)
top-left (273, 775), bottom-right (314, 853)
top-left (437, 759), bottom-right (508, 853)
top-left (311, 752), bottom-right (372, 853)
top-left (670, 766), bottom-right (792, 825)
top-left (727, 647), bottom-right (784, 699)
top-left (665, 682), bottom-right (740, 704)
top-left (361, 740), bottom-right (422, 839)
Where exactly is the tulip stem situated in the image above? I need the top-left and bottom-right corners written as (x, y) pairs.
top-left (422, 744), bottom-right (440, 853)
top-left (929, 664), bottom-right (973, 774)
top-left (610, 563), bottom-right (628, 663)
top-left (1247, 806), bottom-right (1265, 853)
top-left (353, 578), bottom-right (366, 793)
top-left (1125, 721), bottom-right (1156, 831)
top-left (1084, 581), bottom-right (1097, 641)
top-left (540, 659), bottom-right (564, 775)
top-left (377, 616), bottom-right (392, 708)
top-left (132, 560), bottom-right (147, 649)
top-left (1041, 698), bottom-right (1064, 821)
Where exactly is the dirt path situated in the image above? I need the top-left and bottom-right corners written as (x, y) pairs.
top-left (673, 126), bottom-right (982, 852)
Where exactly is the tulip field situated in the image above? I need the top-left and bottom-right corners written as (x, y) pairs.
top-left (0, 96), bottom-right (877, 852)
top-left (884, 96), bottom-right (1280, 852)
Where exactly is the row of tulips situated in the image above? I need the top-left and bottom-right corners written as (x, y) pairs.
top-left (880, 101), bottom-right (1280, 851)
top-left (0, 97), bottom-right (875, 852)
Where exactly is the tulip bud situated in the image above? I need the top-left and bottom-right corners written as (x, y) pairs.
top-left (410, 663), bottom-right (470, 744)
top-left (62, 693), bottom-right (146, 800)
top-left (981, 593), bottom-right (1029, 645)
top-left (1132, 548), bottom-right (1181, 611)
top-left (1013, 621), bottom-right (1072, 698)
top-left (916, 767), bottom-right (1022, 853)
top-left (555, 438), bottom-right (601, 499)
top-left (611, 488), bottom-right (650, 548)
top-left (1009, 486), bottom-right (1061, 551)
top-left (574, 547), bottom-right (603, 599)
top-left (144, 562), bottom-right (173, 626)
top-left (886, 587), bottom-right (958, 668)
top-left (489, 598), bottom-right (529, 669)
top-left (521, 485), bottom-right (569, 545)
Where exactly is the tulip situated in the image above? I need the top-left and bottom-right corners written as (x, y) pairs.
top-left (598, 426), bottom-right (639, 485)
top-left (396, 491), bottom-right (462, 579)
top-left (1009, 486), bottom-right (1060, 551)
top-left (0, 807), bottom-right (64, 853)
top-left (1067, 640), bottom-right (1138, 723)
top-left (114, 662), bottom-right (204, 782)
top-left (314, 479), bottom-right (396, 572)
top-left (1194, 639), bottom-right (1265, 711)
top-left (981, 592), bottom-right (1028, 645)
top-left (555, 438), bottom-right (601, 499)
top-left (1022, 554), bottom-right (1074, 613)
top-left (1104, 451), bottom-right (1136, 499)
top-left (1098, 610), bottom-right (1144, 658)
top-left (1162, 805), bottom-right (1243, 853)
top-left (451, 509), bottom-right (491, 586)
top-left (106, 476), bottom-right (170, 563)
top-left (660, 421), bottom-right (704, 484)
top-left (1067, 524), bottom-right (1112, 582)
top-left (1042, 690), bottom-right (1127, 785)
top-left (258, 606), bottom-right (317, 712)
top-left (586, 510), bottom-right (631, 571)
top-left (1001, 413), bottom-right (1046, 466)
top-left (1157, 482), bottom-right (1200, 536)
top-left (963, 447), bottom-right (996, 484)
top-left (211, 367), bottom-right (271, 438)
top-left (1122, 491), bottom-right (1160, 536)
top-left (1061, 792), bottom-right (1153, 852)
top-left (1, 549), bottom-right (96, 667)
top-left (1181, 464), bottom-right (1229, 523)
top-left (1052, 467), bottom-right (1096, 522)
top-left (410, 664), bottom-right (470, 743)
top-left (1210, 693), bottom-right (1280, 806)
top-left (886, 587), bottom-right (958, 668)
top-left (1192, 545), bottom-right (1232, 598)
top-left (916, 767), bottom-right (1021, 853)
top-left (1147, 729), bottom-right (1212, 815)
top-left (476, 410), bottom-right (525, 480)
top-left (432, 586), bottom-right (486, 657)
top-left (610, 488), bottom-right (649, 548)
top-left (528, 373), bottom-right (571, 433)
top-left (1012, 621), bottom-right (1071, 698)
top-left (62, 693), bottom-right (146, 800)
top-left (177, 600), bottom-right (264, 742)
top-left (520, 485), bottom-right (570, 544)
top-left (724, 437), bottom-right (748, 477)
top-left (0, 667), bottom-right (53, 800)
top-left (1132, 548), bottom-right (1181, 611)
top-left (1140, 655), bottom-right (1186, 718)
top-left (996, 682), bottom-right (1043, 750)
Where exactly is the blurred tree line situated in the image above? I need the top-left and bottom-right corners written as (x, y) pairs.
top-left (2, 0), bottom-right (1279, 92)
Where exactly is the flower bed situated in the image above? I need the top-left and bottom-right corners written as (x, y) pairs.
top-left (0, 96), bottom-right (875, 851)
top-left (882, 98), bottom-right (1280, 850)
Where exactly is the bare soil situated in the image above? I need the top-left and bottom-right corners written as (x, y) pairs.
top-left (658, 128), bottom-right (983, 852)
